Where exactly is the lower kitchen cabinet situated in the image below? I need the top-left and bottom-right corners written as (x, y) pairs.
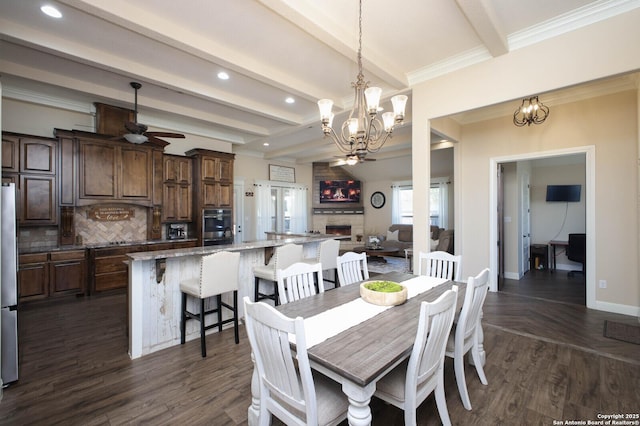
top-left (49, 250), bottom-right (86, 296)
top-left (90, 246), bottom-right (138, 293)
top-left (18, 250), bottom-right (86, 303)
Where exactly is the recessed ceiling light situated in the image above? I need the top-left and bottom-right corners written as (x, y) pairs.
top-left (41, 5), bottom-right (62, 18)
top-left (263, 142), bottom-right (270, 147)
top-left (285, 97), bottom-right (295, 104)
top-left (217, 71), bottom-right (229, 80)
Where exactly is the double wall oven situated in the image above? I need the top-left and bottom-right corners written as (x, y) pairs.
top-left (202, 209), bottom-right (233, 246)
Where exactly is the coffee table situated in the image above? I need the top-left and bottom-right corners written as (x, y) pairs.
top-left (353, 246), bottom-right (399, 262)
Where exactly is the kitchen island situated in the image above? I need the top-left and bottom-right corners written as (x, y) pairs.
top-left (126, 235), bottom-right (339, 359)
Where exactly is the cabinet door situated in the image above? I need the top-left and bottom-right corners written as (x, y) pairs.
top-left (176, 184), bottom-right (192, 221)
top-left (201, 156), bottom-right (218, 181)
top-left (18, 262), bottom-right (48, 300)
top-left (218, 182), bottom-right (233, 208)
top-left (202, 181), bottom-right (219, 207)
top-left (162, 183), bottom-right (178, 221)
top-left (20, 175), bottom-right (57, 225)
top-left (163, 156), bottom-right (179, 182)
top-left (50, 260), bottom-right (86, 295)
top-left (2, 134), bottom-right (19, 173)
top-left (177, 157), bottom-right (192, 184)
top-left (20, 138), bottom-right (57, 174)
top-left (79, 141), bottom-right (118, 199)
top-left (120, 146), bottom-right (152, 200)
top-left (218, 157), bottom-right (233, 181)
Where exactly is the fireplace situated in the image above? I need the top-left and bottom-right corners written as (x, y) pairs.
top-left (326, 225), bottom-right (351, 236)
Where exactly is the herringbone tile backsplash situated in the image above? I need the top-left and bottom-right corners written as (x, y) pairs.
top-left (75, 206), bottom-right (148, 244)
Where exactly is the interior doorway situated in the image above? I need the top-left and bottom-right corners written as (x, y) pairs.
top-left (490, 146), bottom-right (595, 308)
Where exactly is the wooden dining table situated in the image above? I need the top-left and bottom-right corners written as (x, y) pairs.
top-left (247, 271), bottom-right (472, 426)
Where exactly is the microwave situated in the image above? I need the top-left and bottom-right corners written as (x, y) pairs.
top-left (202, 209), bottom-right (233, 246)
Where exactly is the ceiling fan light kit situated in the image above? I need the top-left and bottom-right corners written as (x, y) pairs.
top-left (513, 96), bottom-right (549, 127)
top-left (123, 133), bottom-right (148, 144)
top-left (317, 0), bottom-right (407, 165)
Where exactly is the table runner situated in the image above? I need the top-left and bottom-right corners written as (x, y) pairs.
top-left (290, 275), bottom-right (447, 348)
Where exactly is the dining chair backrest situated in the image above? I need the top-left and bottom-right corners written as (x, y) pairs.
top-left (417, 251), bottom-right (462, 282)
top-left (336, 251), bottom-right (369, 286)
top-left (276, 262), bottom-right (324, 304)
top-left (243, 297), bottom-right (319, 425)
top-left (445, 267), bottom-right (490, 411)
top-left (197, 251), bottom-right (241, 298)
top-left (457, 268), bottom-right (490, 351)
top-left (406, 286), bottom-right (458, 425)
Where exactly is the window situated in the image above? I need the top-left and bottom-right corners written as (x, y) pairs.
top-left (392, 178), bottom-right (449, 228)
top-left (255, 180), bottom-right (307, 239)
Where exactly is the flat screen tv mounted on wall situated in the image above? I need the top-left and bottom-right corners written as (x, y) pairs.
top-left (319, 180), bottom-right (361, 203)
top-left (546, 184), bottom-right (581, 202)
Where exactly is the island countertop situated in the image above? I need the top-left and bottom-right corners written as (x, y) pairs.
top-left (126, 234), bottom-right (340, 261)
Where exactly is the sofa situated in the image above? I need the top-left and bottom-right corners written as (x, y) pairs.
top-left (370, 224), bottom-right (454, 256)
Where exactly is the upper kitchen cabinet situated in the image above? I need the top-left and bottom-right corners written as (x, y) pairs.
top-left (75, 135), bottom-right (153, 206)
top-left (2, 132), bottom-right (58, 226)
top-left (162, 154), bottom-right (192, 222)
top-left (187, 149), bottom-right (234, 209)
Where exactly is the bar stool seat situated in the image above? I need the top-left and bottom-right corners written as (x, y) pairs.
top-left (180, 251), bottom-right (240, 357)
top-left (253, 243), bottom-right (303, 305)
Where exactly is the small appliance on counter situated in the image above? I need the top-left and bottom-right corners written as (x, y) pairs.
top-left (167, 223), bottom-right (187, 240)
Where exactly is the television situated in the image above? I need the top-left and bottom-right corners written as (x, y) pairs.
top-left (546, 184), bottom-right (581, 202)
top-left (319, 180), bottom-right (361, 203)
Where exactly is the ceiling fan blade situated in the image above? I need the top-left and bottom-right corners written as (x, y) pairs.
top-left (145, 134), bottom-right (171, 147)
top-left (145, 131), bottom-right (185, 139)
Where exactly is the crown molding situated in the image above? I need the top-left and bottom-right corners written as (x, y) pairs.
top-left (3, 85), bottom-right (94, 114)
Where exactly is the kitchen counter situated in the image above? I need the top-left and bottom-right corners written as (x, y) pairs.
top-left (126, 235), bottom-right (340, 359)
top-left (19, 238), bottom-right (198, 254)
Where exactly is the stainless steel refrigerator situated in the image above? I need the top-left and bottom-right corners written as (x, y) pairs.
top-left (1, 183), bottom-right (19, 385)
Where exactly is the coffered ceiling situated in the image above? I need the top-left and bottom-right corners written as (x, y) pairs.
top-left (1, 0), bottom-right (638, 164)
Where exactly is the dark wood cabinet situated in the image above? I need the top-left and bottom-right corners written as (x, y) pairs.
top-left (2, 132), bottom-right (58, 226)
top-left (19, 174), bottom-right (57, 225)
top-left (162, 155), bottom-right (192, 222)
top-left (77, 138), bottom-right (153, 206)
top-left (18, 253), bottom-right (49, 301)
top-left (49, 250), bottom-right (86, 296)
top-left (2, 134), bottom-right (19, 173)
top-left (90, 245), bottom-right (138, 293)
top-left (187, 149), bottom-right (234, 245)
top-left (18, 250), bottom-right (86, 302)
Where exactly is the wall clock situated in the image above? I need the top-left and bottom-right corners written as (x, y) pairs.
top-left (370, 191), bottom-right (385, 209)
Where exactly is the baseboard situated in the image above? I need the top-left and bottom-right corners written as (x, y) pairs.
top-left (593, 300), bottom-right (640, 318)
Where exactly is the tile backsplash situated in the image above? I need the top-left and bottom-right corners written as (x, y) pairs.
top-left (75, 206), bottom-right (148, 245)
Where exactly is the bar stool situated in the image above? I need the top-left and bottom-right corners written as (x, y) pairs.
top-left (180, 251), bottom-right (240, 357)
top-left (253, 243), bottom-right (303, 305)
top-left (302, 239), bottom-right (341, 289)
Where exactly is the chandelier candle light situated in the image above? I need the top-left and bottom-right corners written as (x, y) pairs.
top-left (317, 0), bottom-right (407, 165)
top-left (513, 96), bottom-right (549, 127)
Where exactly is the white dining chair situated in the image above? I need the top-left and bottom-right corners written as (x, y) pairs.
top-left (445, 267), bottom-right (490, 410)
top-left (253, 243), bottom-right (303, 305)
top-left (243, 297), bottom-right (349, 426)
top-left (276, 262), bottom-right (324, 304)
top-left (303, 239), bottom-right (341, 289)
top-left (179, 251), bottom-right (240, 357)
top-left (417, 251), bottom-right (462, 282)
top-left (374, 286), bottom-right (459, 426)
top-left (336, 251), bottom-right (369, 286)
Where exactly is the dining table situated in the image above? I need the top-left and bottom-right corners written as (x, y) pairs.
top-left (247, 271), bottom-right (481, 426)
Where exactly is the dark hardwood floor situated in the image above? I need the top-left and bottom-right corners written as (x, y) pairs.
top-left (1, 271), bottom-right (638, 425)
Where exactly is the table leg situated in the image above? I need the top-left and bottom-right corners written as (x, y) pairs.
top-left (342, 380), bottom-right (376, 426)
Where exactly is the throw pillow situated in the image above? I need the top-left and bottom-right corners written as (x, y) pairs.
top-left (430, 239), bottom-right (439, 250)
top-left (386, 229), bottom-right (399, 241)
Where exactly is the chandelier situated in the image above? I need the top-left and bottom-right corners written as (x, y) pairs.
top-left (317, 0), bottom-right (407, 164)
top-left (513, 96), bottom-right (549, 127)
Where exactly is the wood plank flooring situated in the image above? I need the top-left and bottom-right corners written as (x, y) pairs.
top-left (1, 271), bottom-right (638, 425)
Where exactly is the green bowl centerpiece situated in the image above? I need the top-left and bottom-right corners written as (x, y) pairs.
top-left (360, 280), bottom-right (408, 306)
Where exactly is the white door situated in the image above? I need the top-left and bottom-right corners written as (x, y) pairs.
top-left (233, 181), bottom-right (245, 243)
top-left (520, 173), bottom-right (531, 276)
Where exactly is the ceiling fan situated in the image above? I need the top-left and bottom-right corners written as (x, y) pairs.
top-left (122, 82), bottom-right (185, 145)
top-left (334, 152), bottom-right (376, 166)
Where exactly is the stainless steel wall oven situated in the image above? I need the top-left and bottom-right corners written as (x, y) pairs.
top-left (202, 209), bottom-right (233, 246)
